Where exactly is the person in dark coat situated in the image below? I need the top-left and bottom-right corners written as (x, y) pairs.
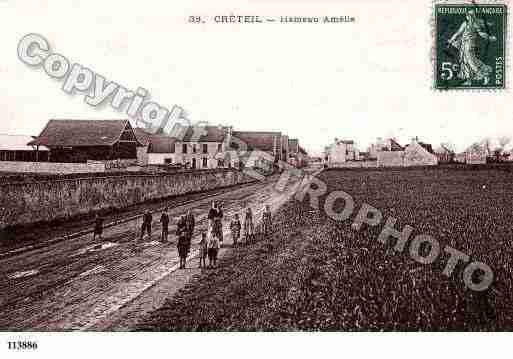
top-left (93, 214), bottom-right (104, 241)
top-left (185, 209), bottom-right (195, 253)
top-left (160, 208), bottom-right (170, 242)
top-left (140, 210), bottom-right (152, 240)
top-left (176, 215), bottom-right (188, 269)
top-left (230, 213), bottom-right (241, 246)
top-left (262, 204), bottom-right (273, 237)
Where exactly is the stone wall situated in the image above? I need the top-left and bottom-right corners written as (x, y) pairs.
top-left (0, 161), bottom-right (106, 174)
top-left (0, 169), bottom-right (252, 228)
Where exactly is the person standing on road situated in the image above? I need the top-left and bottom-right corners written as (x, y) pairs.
top-left (243, 207), bottom-right (254, 242)
top-left (199, 232), bottom-right (208, 268)
top-left (160, 208), bottom-right (170, 242)
top-left (230, 213), bottom-right (241, 246)
top-left (185, 209), bottom-right (195, 253)
top-left (140, 210), bottom-right (153, 240)
top-left (215, 202), bottom-right (224, 246)
top-left (262, 205), bottom-right (273, 237)
top-left (176, 215), bottom-right (188, 269)
top-left (93, 214), bottom-right (104, 241)
top-left (207, 222), bottom-right (219, 268)
top-left (208, 201), bottom-right (224, 246)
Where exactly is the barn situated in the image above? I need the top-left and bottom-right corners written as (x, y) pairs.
top-left (28, 119), bottom-right (143, 163)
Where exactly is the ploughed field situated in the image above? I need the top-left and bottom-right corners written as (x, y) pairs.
top-left (137, 167), bottom-right (513, 331)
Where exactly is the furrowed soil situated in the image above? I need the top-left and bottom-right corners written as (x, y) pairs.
top-left (137, 167), bottom-right (513, 331)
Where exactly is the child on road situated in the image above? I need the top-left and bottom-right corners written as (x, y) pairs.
top-left (207, 224), bottom-right (220, 268)
top-left (263, 205), bottom-right (273, 237)
top-left (199, 232), bottom-right (208, 268)
top-left (230, 213), bottom-right (241, 246)
top-left (243, 207), bottom-right (254, 242)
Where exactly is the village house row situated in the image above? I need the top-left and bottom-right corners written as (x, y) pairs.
top-left (323, 136), bottom-right (510, 168)
top-left (0, 119), bottom-right (308, 173)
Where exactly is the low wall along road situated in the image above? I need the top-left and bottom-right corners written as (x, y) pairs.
top-left (0, 169), bottom-right (253, 229)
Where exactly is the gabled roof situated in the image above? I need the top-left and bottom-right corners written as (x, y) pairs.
top-left (417, 142), bottom-right (434, 154)
top-left (134, 128), bottom-right (152, 146)
top-left (169, 123), bottom-right (227, 142)
top-left (0, 134), bottom-right (49, 151)
top-left (231, 131), bottom-right (282, 152)
top-left (389, 138), bottom-right (404, 151)
top-left (28, 119), bottom-right (143, 147)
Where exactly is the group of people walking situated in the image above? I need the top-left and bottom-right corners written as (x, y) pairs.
top-left (93, 200), bottom-right (274, 270)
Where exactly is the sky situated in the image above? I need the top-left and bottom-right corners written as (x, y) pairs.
top-left (0, 0), bottom-right (511, 155)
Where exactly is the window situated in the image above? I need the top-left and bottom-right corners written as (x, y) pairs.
top-left (193, 144), bottom-right (197, 153)
top-left (202, 157), bottom-right (208, 168)
top-left (202, 144), bottom-right (208, 154)
top-left (182, 144), bottom-right (187, 154)
top-left (217, 159), bottom-right (225, 167)
top-left (217, 143), bottom-right (222, 152)
top-left (164, 158), bottom-right (172, 164)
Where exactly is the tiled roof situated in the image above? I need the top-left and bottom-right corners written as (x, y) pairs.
top-left (148, 135), bottom-right (177, 154)
top-left (28, 119), bottom-right (142, 147)
top-left (134, 128), bottom-right (152, 146)
top-left (134, 128), bottom-right (176, 153)
top-left (169, 123), bottom-right (227, 142)
top-left (0, 134), bottom-right (49, 151)
top-left (231, 131), bottom-right (282, 152)
top-left (418, 142), bottom-right (434, 154)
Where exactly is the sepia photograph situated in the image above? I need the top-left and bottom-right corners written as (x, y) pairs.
top-left (0, 0), bottom-right (511, 357)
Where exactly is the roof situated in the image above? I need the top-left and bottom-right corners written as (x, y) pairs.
top-left (389, 139), bottom-right (404, 151)
top-left (148, 135), bottom-right (177, 153)
top-left (0, 134), bottom-right (49, 151)
top-left (28, 119), bottom-right (143, 147)
top-left (418, 142), bottom-right (434, 154)
top-left (170, 123), bottom-right (227, 142)
top-left (134, 128), bottom-right (152, 146)
top-left (299, 146), bottom-right (307, 155)
top-left (231, 131), bottom-right (282, 152)
top-left (338, 140), bottom-right (354, 145)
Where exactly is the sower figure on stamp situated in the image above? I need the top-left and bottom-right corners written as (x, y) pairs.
top-left (447, 8), bottom-right (497, 85)
top-left (230, 213), bottom-right (241, 246)
top-left (160, 207), bottom-right (170, 242)
top-left (93, 214), bottom-right (104, 241)
top-left (140, 210), bottom-right (152, 240)
top-left (176, 215), bottom-right (188, 269)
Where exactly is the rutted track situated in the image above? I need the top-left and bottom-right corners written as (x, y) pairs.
top-left (0, 176), bottom-right (291, 330)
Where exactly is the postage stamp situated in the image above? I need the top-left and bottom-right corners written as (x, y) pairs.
top-left (434, 1), bottom-right (507, 90)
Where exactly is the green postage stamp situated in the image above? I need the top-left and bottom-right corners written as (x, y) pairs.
top-left (434, 1), bottom-right (507, 89)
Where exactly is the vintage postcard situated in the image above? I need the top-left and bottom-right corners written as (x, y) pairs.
top-left (0, 0), bottom-right (511, 358)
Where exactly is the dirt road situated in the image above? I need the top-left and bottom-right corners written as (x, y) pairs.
top-left (0, 174), bottom-right (302, 331)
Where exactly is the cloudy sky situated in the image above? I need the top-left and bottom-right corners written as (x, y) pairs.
top-left (0, 0), bottom-right (511, 155)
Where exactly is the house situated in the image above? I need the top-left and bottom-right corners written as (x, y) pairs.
top-left (435, 144), bottom-right (455, 164)
top-left (369, 137), bottom-right (404, 159)
top-left (326, 139), bottom-right (360, 166)
top-left (230, 130), bottom-right (284, 170)
top-left (170, 124), bottom-right (231, 169)
top-left (0, 134), bottom-right (49, 162)
top-left (377, 138), bottom-right (438, 167)
top-left (465, 144), bottom-right (489, 164)
top-left (28, 119), bottom-right (143, 163)
top-left (134, 128), bottom-right (177, 166)
top-left (287, 138), bottom-right (308, 168)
